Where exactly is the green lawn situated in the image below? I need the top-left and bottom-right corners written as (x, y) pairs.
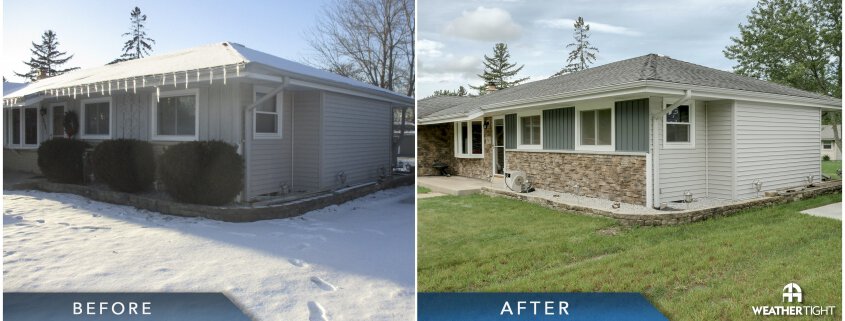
top-left (418, 194), bottom-right (842, 320)
top-left (418, 186), bottom-right (432, 194)
top-left (823, 160), bottom-right (841, 179)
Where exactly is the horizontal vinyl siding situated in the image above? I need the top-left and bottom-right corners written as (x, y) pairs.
top-left (705, 101), bottom-right (733, 200)
top-left (734, 102), bottom-right (820, 199)
top-left (658, 100), bottom-right (707, 202)
top-left (542, 107), bottom-right (574, 150)
top-left (247, 86), bottom-right (293, 197)
top-left (320, 92), bottom-right (392, 188)
top-left (292, 91), bottom-right (322, 192)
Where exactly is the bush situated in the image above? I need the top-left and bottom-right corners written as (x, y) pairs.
top-left (158, 141), bottom-right (244, 205)
top-left (37, 138), bottom-right (90, 184)
top-left (823, 155), bottom-right (831, 161)
top-left (91, 139), bottom-right (156, 193)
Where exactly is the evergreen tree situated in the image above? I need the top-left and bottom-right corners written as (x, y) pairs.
top-left (724, 0), bottom-right (841, 150)
top-left (554, 17), bottom-right (599, 76)
top-left (433, 86), bottom-right (468, 96)
top-left (470, 43), bottom-right (529, 94)
top-left (111, 7), bottom-right (155, 64)
top-left (14, 30), bottom-right (78, 81)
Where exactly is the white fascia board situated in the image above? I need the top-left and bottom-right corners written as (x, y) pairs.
top-left (242, 72), bottom-right (411, 106)
top-left (648, 81), bottom-right (841, 109)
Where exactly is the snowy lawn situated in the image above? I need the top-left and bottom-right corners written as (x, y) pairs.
top-left (4, 186), bottom-right (415, 321)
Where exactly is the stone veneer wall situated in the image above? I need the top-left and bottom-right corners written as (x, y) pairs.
top-left (418, 118), bottom-right (493, 180)
top-left (506, 151), bottom-right (647, 205)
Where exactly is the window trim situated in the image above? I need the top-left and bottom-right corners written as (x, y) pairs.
top-left (151, 88), bottom-right (199, 142)
top-left (662, 99), bottom-right (696, 149)
top-left (5, 106), bottom-right (41, 149)
top-left (80, 96), bottom-right (113, 140)
top-left (575, 105), bottom-right (615, 152)
top-left (49, 102), bottom-right (65, 138)
top-left (454, 119), bottom-right (484, 158)
top-left (253, 85), bottom-right (284, 139)
top-left (516, 111), bottom-right (542, 150)
top-left (823, 140), bottom-right (833, 150)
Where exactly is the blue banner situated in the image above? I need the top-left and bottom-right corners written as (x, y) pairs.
top-left (419, 292), bottom-right (669, 321)
top-left (4, 292), bottom-right (251, 321)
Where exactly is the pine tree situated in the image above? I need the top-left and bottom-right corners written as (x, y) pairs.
top-left (14, 30), bottom-right (79, 81)
top-left (470, 43), bottom-right (529, 94)
top-left (111, 7), bottom-right (155, 64)
top-left (433, 86), bottom-right (468, 96)
top-left (554, 17), bottom-right (598, 76)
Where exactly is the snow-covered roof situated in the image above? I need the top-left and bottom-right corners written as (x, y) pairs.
top-left (4, 42), bottom-right (411, 105)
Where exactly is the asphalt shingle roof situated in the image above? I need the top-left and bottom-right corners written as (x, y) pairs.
top-left (420, 54), bottom-right (840, 121)
top-left (417, 95), bottom-right (472, 118)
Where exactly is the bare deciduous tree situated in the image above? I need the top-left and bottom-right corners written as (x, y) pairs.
top-left (306, 0), bottom-right (414, 97)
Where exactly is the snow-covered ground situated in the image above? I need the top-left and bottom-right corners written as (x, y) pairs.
top-left (3, 186), bottom-right (415, 321)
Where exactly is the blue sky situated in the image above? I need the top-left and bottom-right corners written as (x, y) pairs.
top-left (3, 0), bottom-right (330, 82)
top-left (418, 0), bottom-right (760, 97)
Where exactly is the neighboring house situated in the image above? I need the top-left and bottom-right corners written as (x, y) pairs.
top-left (418, 54), bottom-right (840, 208)
top-left (3, 42), bottom-right (413, 201)
top-left (821, 125), bottom-right (841, 160)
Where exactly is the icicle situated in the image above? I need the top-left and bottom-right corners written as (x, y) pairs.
top-left (210, 68), bottom-right (213, 85)
top-left (108, 82), bottom-right (112, 95)
top-left (143, 76), bottom-right (146, 88)
top-left (173, 73), bottom-right (177, 88)
top-left (73, 87), bottom-right (77, 99)
top-left (87, 85), bottom-right (90, 97)
top-left (124, 79), bottom-right (128, 92)
top-left (196, 70), bottom-right (200, 83)
top-left (236, 64), bottom-right (240, 77)
top-left (133, 78), bottom-right (137, 94)
top-left (185, 71), bottom-right (189, 89)
top-left (223, 67), bottom-right (227, 85)
top-left (156, 87), bottom-right (160, 102)
top-left (162, 74), bottom-right (166, 86)
top-left (101, 83), bottom-right (104, 95)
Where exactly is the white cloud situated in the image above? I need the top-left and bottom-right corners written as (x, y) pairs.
top-left (418, 39), bottom-right (445, 58)
top-left (536, 19), bottom-right (642, 36)
top-left (444, 7), bottom-right (523, 41)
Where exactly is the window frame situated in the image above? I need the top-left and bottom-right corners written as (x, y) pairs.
top-left (454, 119), bottom-right (484, 158)
top-left (49, 102), bottom-right (65, 138)
top-left (823, 140), bottom-right (833, 150)
top-left (575, 105), bottom-right (615, 152)
top-left (662, 99), bottom-right (696, 149)
top-left (5, 106), bottom-right (41, 149)
top-left (80, 96), bottom-right (113, 140)
top-left (516, 111), bottom-right (542, 150)
top-left (253, 85), bottom-right (284, 139)
top-left (151, 88), bottom-right (199, 142)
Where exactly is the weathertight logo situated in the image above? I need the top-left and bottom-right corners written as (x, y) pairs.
top-left (782, 283), bottom-right (802, 303)
top-left (751, 283), bottom-right (835, 317)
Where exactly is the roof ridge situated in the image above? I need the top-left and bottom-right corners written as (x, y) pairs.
top-left (638, 54), bottom-right (658, 80)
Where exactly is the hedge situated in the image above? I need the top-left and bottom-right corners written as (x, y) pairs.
top-left (37, 138), bottom-right (90, 184)
top-left (158, 141), bottom-right (244, 205)
top-left (91, 139), bottom-right (156, 193)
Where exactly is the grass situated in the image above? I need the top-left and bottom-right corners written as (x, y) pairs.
top-left (418, 194), bottom-right (841, 321)
top-left (823, 160), bottom-right (841, 179)
top-left (418, 186), bottom-right (432, 194)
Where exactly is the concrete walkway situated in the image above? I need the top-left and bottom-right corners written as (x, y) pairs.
top-left (801, 202), bottom-right (842, 220)
top-left (417, 176), bottom-right (490, 196)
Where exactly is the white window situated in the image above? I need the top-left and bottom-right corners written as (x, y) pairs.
top-left (823, 140), bottom-right (833, 150)
top-left (152, 89), bottom-right (198, 141)
top-left (520, 115), bottom-right (541, 146)
top-left (50, 104), bottom-right (65, 138)
top-left (80, 97), bottom-right (112, 139)
top-left (253, 86), bottom-right (283, 139)
top-left (6, 106), bottom-right (40, 148)
top-left (454, 120), bottom-right (483, 158)
top-left (579, 108), bottom-right (612, 147)
top-left (663, 101), bottom-right (695, 148)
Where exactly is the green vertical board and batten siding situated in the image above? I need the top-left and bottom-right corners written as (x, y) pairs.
top-left (505, 114), bottom-right (517, 149)
top-left (542, 107), bottom-right (575, 150)
top-left (615, 99), bottom-right (649, 152)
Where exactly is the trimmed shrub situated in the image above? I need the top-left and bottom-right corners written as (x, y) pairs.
top-left (91, 139), bottom-right (156, 193)
top-left (37, 138), bottom-right (90, 184)
top-left (158, 141), bottom-right (244, 205)
top-left (823, 155), bottom-right (831, 161)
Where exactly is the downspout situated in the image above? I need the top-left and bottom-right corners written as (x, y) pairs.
top-left (241, 76), bottom-right (290, 201)
top-left (290, 92), bottom-right (295, 192)
top-left (651, 90), bottom-right (692, 208)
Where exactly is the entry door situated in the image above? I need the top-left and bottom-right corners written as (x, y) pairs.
top-left (493, 118), bottom-right (505, 175)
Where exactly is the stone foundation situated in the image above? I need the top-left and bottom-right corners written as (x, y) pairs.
top-left (506, 151), bottom-right (647, 205)
top-left (418, 118), bottom-right (493, 180)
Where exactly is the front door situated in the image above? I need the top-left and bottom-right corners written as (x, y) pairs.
top-left (493, 118), bottom-right (505, 175)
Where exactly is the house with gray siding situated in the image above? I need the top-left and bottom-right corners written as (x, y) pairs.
top-left (417, 54), bottom-right (840, 208)
top-left (3, 42), bottom-right (412, 201)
